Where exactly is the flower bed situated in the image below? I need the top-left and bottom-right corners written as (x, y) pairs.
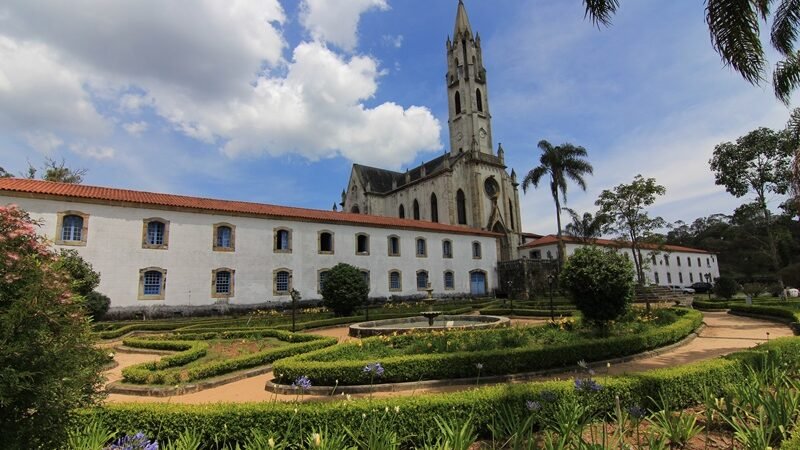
top-left (82, 336), bottom-right (800, 447)
top-left (273, 309), bottom-right (703, 386)
top-left (478, 307), bottom-right (576, 317)
top-left (120, 330), bottom-right (336, 385)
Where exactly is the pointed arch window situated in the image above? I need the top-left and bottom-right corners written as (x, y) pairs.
top-left (508, 199), bottom-right (514, 230)
top-left (413, 199), bottom-right (420, 220)
top-left (398, 204), bottom-right (405, 218)
top-left (430, 193), bottom-right (438, 223)
top-left (476, 88), bottom-right (483, 112)
top-left (454, 91), bottom-right (462, 115)
top-left (456, 189), bottom-right (467, 225)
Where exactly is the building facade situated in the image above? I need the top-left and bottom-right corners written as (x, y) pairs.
top-left (342, 1), bottom-right (524, 261)
top-left (0, 179), bottom-right (499, 315)
top-left (520, 235), bottom-right (721, 287)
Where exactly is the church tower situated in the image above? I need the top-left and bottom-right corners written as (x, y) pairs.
top-left (446, 0), bottom-right (493, 156)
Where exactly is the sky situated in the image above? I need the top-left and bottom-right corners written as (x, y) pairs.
top-left (0, 0), bottom-right (794, 235)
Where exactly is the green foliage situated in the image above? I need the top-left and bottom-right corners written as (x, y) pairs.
top-left (562, 207), bottom-right (607, 243)
top-left (321, 263), bottom-right (369, 316)
top-left (54, 249), bottom-right (100, 296)
top-left (273, 309), bottom-right (701, 386)
top-left (729, 304), bottom-right (800, 323)
top-left (560, 246), bottom-right (635, 325)
top-left (25, 156), bottom-right (87, 184)
top-left (714, 276), bottom-right (739, 300)
top-left (742, 282), bottom-right (765, 298)
top-left (479, 308), bottom-right (575, 317)
top-left (0, 205), bottom-right (105, 449)
top-left (80, 336), bottom-right (800, 447)
top-left (595, 175), bottom-right (667, 284)
top-left (85, 291), bottom-right (111, 320)
top-left (783, 263), bottom-right (800, 288)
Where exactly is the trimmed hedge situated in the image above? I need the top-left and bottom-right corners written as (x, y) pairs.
top-left (120, 333), bottom-right (336, 385)
top-left (692, 300), bottom-right (731, 310)
top-left (273, 309), bottom-right (703, 386)
top-left (81, 336), bottom-right (800, 447)
top-left (728, 304), bottom-right (800, 322)
top-left (478, 308), bottom-right (576, 317)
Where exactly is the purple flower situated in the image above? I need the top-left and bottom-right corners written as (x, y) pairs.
top-left (292, 375), bottom-right (312, 391)
top-left (627, 405), bottom-right (647, 420)
top-left (526, 400), bottom-right (542, 412)
top-left (108, 432), bottom-right (159, 450)
top-left (363, 362), bottom-right (384, 377)
top-left (539, 390), bottom-right (557, 403)
top-left (574, 378), bottom-right (602, 393)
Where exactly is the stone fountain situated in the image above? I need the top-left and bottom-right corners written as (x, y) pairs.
top-left (420, 284), bottom-right (441, 326)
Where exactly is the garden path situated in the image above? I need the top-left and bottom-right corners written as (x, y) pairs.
top-left (104, 312), bottom-right (792, 404)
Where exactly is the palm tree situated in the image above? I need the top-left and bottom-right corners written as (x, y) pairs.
top-left (582, 0), bottom-right (800, 104)
top-left (522, 140), bottom-right (594, 266)
top-left (562, 208), bottom-right (606, 244)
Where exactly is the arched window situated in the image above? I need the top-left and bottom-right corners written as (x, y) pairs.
top-left (455, 91), bottom-right (462, 115)
top-left (508, 199), bottom-right (514, 230)
top-left (416, 238), bottom-right (427, 257)
top-left (472, 241), bottom-right (482, 259)
top-left (139, 267), bottom-right (167, 300)
top-left (388, 235), bottom-right (400, 256)
top-left (61, 215), bottom-right (83, 242)
top-left (430, 193), bottom-right (438, 223)
top-left (274, 228), bottom-right (292, 252)
top-left (442, 239), bottom-right (453, 258)
top-left (361, 270), bottom-right (370, 288)
top-left (319, 231), bottom-right (334, 254)
top-left (444, 271), bottom-right (455, 290)
top-left (389, 270), bottom-right (402, 291)
top-left (476, 88), bottom-right (483, 112)
top-left (416, 270), bottom-right (429, 290)
top-left (213, 269), bottom-right (234, 297)
top-left (143, 219), bottom-right (169, 248)
top-left (351, 205), bottom-right (360, 214)
top-left (214, 224), bottom-right (234, 251)
top-left (398, 204), bottom-right (405, 218)
top-left (356, 233), bottom-right (369, 255)
top-left (456, 189), bottom-right (467, 225)
top-left (318, 270), bottom-right (329, 292)
top-left (274, 269), bottom-right (291, 294)
top-left (413, 199), bottom-right (420, 220)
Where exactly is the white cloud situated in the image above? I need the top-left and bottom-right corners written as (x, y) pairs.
top-left (382, 34), bottom-right (404, 48)
top-left (300, 0), bottom-right (388, 51)
top-left (24, 131), bottom-right (63, 154)
top-left (69, 143), bottom-right (116, 160)
top-left (122, 121), bottom-right (148, 136)
top-left (0, 0), bottom-right (440, 169)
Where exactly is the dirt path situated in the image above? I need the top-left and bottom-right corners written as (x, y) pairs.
top-left (104, 312), bottom-right (791, 404)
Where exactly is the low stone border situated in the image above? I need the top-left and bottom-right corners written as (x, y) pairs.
top-left (265, 323), bottom-right (707, 395)
top-left (349, 314), bottom-right (510, 338)
top-left (114, 345), bottom-right (176, 355)
top-left (107, 364), bottom-right (273, 397)
top-left (727, 310), bottom-right (800, 335)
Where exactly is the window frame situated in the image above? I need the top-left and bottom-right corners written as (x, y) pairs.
top-left (55, 210), bottom-right (89, 246)
top-left (355, 233), bottom-right (370, 255)
top-left (211, 268), bottom-right (235, 298)
top-left (387, 235), bottom-right (401, 257)
top-left (415, 237), bottom-right (427, 257)
top-left (138, 267), bottom-right (167, 300)
top-left (273, 268), bottom-right (292, 295)
top-left (442, 239), bottom-right (453, 259)
top-left (273, 227), bottom-right (293, 253)
top-left (472, 241), bottom-right (482, 259)
top-left (388, 270), bottom-right (402, 292)
top-left (317, 268), bottom-right (330, 294)
top-left (416, 270), bottom-right (430, 291)
top-left (444, 270), bottom-right (455, 290)
top-left (212, 223), bottom-right (236, 252)
top-left (142, 218), bottom-right (170, 250)
top-left (318, 230), bottom-right (335, 255)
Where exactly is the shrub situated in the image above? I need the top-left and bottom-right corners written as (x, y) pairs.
top-left (85, 291), bottom-right (111, 321)
top-left (0, 205), bottom-right (105, 449)
top-left (742, 283), bottom-right (765, 298)
top-left (560, 247), bottom-right (635, 325)
top-left (728, 304), bottom-right (800, 323)
top-left (713, 276), bottom-right (738, 300)
top-left (780, 263), bottom-right (800, 289)
top-left (321, 263), bottom-right (369, 316)
top-left (54, 249), bottom-right (100, 296)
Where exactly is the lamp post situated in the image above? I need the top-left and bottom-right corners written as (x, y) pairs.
top-left (705, 273), bottom-right (712, 300)
top-left (506, 280), bottom-right (514, 312)
top-left (547, 273), bottom-right (556, 322)
top-left (290, 287), bottom-right (300, 333)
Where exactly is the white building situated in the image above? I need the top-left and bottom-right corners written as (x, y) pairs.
top-left (0, 178), bottom-right (499, 316)
top-left (520, 235), bottom-right (720, 287)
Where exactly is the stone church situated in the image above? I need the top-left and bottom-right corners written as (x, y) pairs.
top-left (342, 1), bottom-right (523, 261)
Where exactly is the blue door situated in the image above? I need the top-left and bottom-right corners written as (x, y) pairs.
top-left (470, 271), bottom-right (486, 295)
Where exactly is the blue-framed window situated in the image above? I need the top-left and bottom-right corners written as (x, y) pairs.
top-left (275, 270), bottom-right (290, 293)
top-left (143, 271), bottom-right (162, 295)
top-left (416, 271), bottom-right (429, 289)
top-left (444, 271), bottom-right (454, 289)
top-left (389, 271), bottom-right (401, 290)
top-left (215, 270), bottom-right (231, 295)
top-left (216, 226), bottom-right (232, 248)
top-left (61, 215), bottom-right (83, 242)
top-left (147, 221), bottom-right (165, 245)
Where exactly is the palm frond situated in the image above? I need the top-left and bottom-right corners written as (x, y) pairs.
top-left (537, 140), bottom-right (555, 153)
top-left (522, 165), bottom-right (549, 193)
top-left (774, 50), bottom-right (800, 104)
top-left (706, 0), bottom-right (767, 85)
top-left (772, 0), bottom-right (800, 56)
top-left (583, 0), bottom-right (620, 27)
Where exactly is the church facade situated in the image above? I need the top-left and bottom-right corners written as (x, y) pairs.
top-left (343, 1), bottom-right (523, 261)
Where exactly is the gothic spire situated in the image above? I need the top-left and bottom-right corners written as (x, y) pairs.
top-left (453, 0), bottom-right (473, 40)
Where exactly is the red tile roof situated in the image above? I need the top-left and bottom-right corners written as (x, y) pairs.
top-left (519, 234), bottom-right (713, 255)
top-left (0, 178), bottom-right (500, 237)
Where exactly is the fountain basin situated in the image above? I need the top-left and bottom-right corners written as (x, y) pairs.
top-left (348, 315), bottom-right (510, 338)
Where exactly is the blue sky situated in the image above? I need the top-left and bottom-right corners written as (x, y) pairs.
top-left (0, 0), bottom-right (793, 234)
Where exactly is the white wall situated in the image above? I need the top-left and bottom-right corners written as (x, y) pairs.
top-left (524, 242), bottom-right (720, 286)
top-left (5, 196), bottom-right (498, 309)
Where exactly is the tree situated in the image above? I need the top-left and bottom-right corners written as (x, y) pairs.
top-left (321, 263), bottom-right (369, 316)
top-left (25, 157), bottom-right (87, 184)
top-left (596, 175), bottom-right (667, 284)
top-left (714, 276), bottom-right (739, 300)
top-left (0, 167), bottom-right (11, 178)
top-left (0, 205), bottom-right (105, 449)
top-left (522, 140), bottom-right (594, 266)
top-left (562, 207), bottom-right (607, 243)
top-left (582, 0), bottom-right (800, 103)
top-left (560, 246), bottom-right (635, 327)
top-left (710, 127), bottom-right (794, 295)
